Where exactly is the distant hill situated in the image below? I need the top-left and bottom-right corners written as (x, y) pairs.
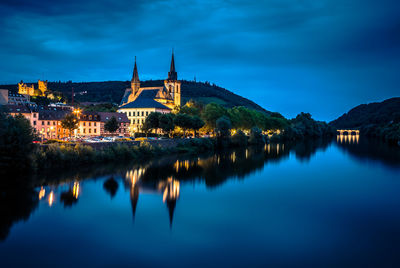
top-left (1, 80), bottom-right (269, 113)
top-left (330, 98), bottom-right (400, 128)
top-left (330, 97), bottom-right (400, 143)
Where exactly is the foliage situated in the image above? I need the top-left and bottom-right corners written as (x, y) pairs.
top-left (231, 130), bottom-right (248, 147)
top-left (104, 116), bottom-right (119, 133)
top-left (202, 103), bottom-right (227, 130)
top-left (142, 112), bottom-right (161, 133)
top-left (248, 127), bottom-right (265, 145)
top-left (61, 113), bottom-right (78, 136)
top-left (281, 112), bottom-right (335, 141)
top-left (216, 116), bottom-right (232, 138)
top-left (159, 113), bottom-right (175, 135)
top-left (0, 112), bottom-right (36, 169)
top-left (81, 103), bottom-right (118, 112)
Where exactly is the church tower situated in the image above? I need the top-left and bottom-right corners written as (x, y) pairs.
top-left (164, 51), bottom-right (181, 107)
top-left (131, 57), bottom-right (140, 97)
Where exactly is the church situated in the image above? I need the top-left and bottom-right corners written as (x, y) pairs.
top-left (118, 52), bottom-right (181, 133)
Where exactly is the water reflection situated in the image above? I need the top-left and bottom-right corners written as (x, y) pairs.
top-left (1, 137), bottom-right (399, 242)
top-left (337, 133), bottom-right (360, 144)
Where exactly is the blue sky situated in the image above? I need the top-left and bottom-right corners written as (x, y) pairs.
top-left (0, 0), bottom-right (399, 120)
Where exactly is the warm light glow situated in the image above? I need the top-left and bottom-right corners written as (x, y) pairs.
top-left (72, 182), bottom-right (80, 199)
top-left (48, 191), bottom-right (54, 207)
top-left (39, 187), bottom-right (45, 200)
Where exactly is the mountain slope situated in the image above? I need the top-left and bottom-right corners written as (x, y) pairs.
top-left (1, 80), bottom-right (269, 113)
top-left (330, 97), bottom-right (400, 128)
top-left (330, 97), bottom-right (400, 143)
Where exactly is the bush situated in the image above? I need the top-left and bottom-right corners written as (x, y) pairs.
top-left (231, 130), bottom-right (248, 147)
top-left (248, 127), bottom-right (265, 145)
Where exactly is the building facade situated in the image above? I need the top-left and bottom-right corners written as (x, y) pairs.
top-left (118, 52), bottom-right (181, 134)
top-left (18, 80), bottom-right (48, 97)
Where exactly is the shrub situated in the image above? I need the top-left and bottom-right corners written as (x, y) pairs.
top-left (248, 127), bottom-right (265, 145)
top-left (231, 130), bottom-right (248, 147)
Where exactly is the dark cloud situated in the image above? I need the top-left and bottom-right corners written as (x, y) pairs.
top-left (0, 0), bottom-right (399, 120)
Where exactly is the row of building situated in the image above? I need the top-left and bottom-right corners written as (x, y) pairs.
top-left (2, 52), bottom-right (182, 138)
top-left (6, 105), bottom-right (129, 139)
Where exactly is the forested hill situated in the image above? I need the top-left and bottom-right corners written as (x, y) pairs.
top-left (330, 97), bottom-right (400, 143)
top-left (330, 97), bottom-right (400, 128)
top-left (1, 80), bottom-right (268, 113)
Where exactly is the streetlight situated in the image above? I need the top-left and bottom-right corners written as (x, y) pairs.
top-left (50, 126), bottom-right (54, 140)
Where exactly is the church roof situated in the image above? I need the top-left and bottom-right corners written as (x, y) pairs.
top-left (119, 89), bottom-right (171, 110)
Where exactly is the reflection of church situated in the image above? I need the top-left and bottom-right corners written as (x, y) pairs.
top-left (125, 169), bottom-right (180, 226)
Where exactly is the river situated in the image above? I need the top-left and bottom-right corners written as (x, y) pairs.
top-left (1, 137), bottom-right (399, 267)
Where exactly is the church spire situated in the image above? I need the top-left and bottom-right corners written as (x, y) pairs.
top-left (132, 56), bottom-right (139, 83)
top-left (168, 50), bottom-right (177, 81)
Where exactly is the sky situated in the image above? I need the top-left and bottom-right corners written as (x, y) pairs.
top-left (0, 0), bottom-right (399, 121)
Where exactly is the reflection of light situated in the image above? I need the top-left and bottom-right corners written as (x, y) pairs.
top-left (126, 168), bottom-right (145, 185)
top-left (245, 149), bottom-right (248, 159)
top-left (277, 144), bottom-right (280, 154)
top-left (356, 134), bottom-right (359, 144)
top-left (267, 144), bottom-right (270, 154)
top-left (48, 191), bottom-right (54, 207)
top-left (39, 187), bottom-right (45, 200)
top-left (72, 182), bottom-right (79, 199)
top-left (162, 177), bottom-right (180, 203)
top-left (231, 152), bottom-right (236, 162)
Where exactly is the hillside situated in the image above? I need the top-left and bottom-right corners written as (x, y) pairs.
top-left (330, 97), bottom-right (400, 143)
top-left (330, 98), bottom-right (400, 128)
top-left (1, 80), bottom-right (269, 113)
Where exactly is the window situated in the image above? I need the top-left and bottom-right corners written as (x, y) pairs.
top-left (89, 122), bottom-right (91, 126)
top-left (47, 121), bottom-right (50, 125)
top-left (141, 111), bottom-right (144, 116)
top-left (94, 129), bottom-right (96, 133)
top-left (133, 112), bottom-right (136, 116)
top-left (42, 121), bottom-right (44, 125)
top-left (129, 112), bottom-right (131, 116)
top-left (89, 115), bottom-right (92, 120)
top-left (89, 129), bottom-right (91, 133)
top-left (83, 129), bottom-right (86, 133)
top-left (33, 113), bottom-right (37, 118)
top-left (33, 121), bottom-right (36, 125)
top-left (53, 122), bottom-right (56, 125)
top-left (83, 122), bottom-right (86, 126)
top-left (94, 122), bottom-right (96, 126)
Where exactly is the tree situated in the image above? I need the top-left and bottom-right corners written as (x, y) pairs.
top-left (104, 116), bottom-right (119, 135)
top-left (61, 113), bottom-right (78, 138)
top-left (159, 113), bottom-right (175, 136)
top-left (174, 114), bottom-right (192, 136)
top-left (201, 103), bottom-right (227, 132)
top-left (190, 116), bottom-right (205, 137)
top-left (216, 116), bottom-right (232, 138)
top-left (142, 112), bottom-right (161, 134)
top-left (0, 112), bottom-right (36, 169)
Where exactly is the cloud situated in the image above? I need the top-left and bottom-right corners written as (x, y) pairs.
top-left (0, 0), bottom-right (399, 120)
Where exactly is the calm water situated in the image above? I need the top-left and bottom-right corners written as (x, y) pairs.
top-left (1, 137), bottom-right (400, 267)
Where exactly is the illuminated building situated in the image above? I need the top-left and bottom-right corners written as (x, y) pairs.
top-left (118, 52), bottom-right (181, 134)
top-left (18, 80), bottom-right (48, 97)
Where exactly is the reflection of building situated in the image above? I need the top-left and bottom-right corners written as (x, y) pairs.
top-left (118, 52), bottom-right (181, 134)
top-left (18, 80), bottom-right (48, 97)
top-left (124, 167), bottom-right (180, 227)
